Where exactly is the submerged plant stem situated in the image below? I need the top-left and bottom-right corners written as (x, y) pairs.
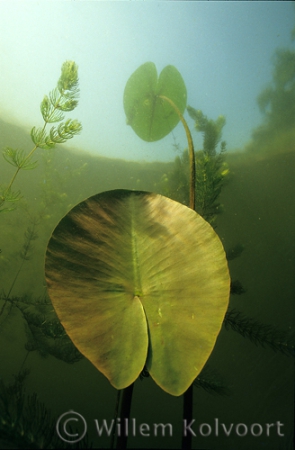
top-left (159, 95), bottom-right (196, 450)
top-left (182, 384), bottom-right (193, 450)
top-left (160, 94), bottom-right (196, 450)
top-left (159, 95), bottom-right (195, 210)
top-left (1, 61), bottom-right (81, 212)
top-left (110, 390), bottom-right (122, 449)
top-left (116, 383), bottom-right (134, 449)
top-left (2, 100), bottom-right (58, 204)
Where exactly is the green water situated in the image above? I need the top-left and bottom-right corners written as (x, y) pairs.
top-left (0, 115), bottom-right (294, 449)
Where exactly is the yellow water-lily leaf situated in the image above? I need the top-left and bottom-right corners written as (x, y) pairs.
top-left (45, 190), bottom-right (230, 396)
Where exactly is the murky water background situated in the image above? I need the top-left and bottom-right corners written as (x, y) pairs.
top-left (0, 116), bottom-right (293, 449)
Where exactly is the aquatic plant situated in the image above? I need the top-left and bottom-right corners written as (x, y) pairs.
top-left (0, 370), bottom-right (89, 449)
top-left (44, 62), bottom-right (295, 450)
top-left (193, 364), bottom-right (230, 396)
top-left (12, 294), bottom-right (83, 365)
top-left (44, 62), bottom-right (231, 450)
top-left (0, 222), bottom-right (39, 325)
top-left (124, 62), bottom-right (196, 209)
top-left (45, 62), bottom-right (230, 394)
top-left (187, 106), bottom-right (228, 226)
top-left (224, 309), bottom-right (295, 357)
top-left (45, 189), bottom-right (230, 395)
top-left (0, 61), bottom-right (82, 213)
top-left (2, 59), bottom-right (293, 450)
top-left (159, 106), bottom-right (229, 227)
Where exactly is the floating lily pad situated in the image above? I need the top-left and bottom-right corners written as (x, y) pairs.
top-left (123, 62), bottom-right (187, 142)
top-left (45, 190), bottom-right (229, 396)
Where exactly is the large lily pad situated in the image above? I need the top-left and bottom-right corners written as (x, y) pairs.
top-left (123, 62), bottom-right (187, 142)
top-left (45, 190), bottom-right (229, 396)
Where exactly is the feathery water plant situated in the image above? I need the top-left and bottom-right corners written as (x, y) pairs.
top-left (0, 370), bottom-right (90, 449)
top-left (0, 61), bottom-right (82, 213)
top-left (16, 294), bottom-right (83, 364)
top-left (224, 309), bottom-right (295, 357)
top-left (0, 222), bottom-right (39, 324)
top-left (193, 365), bottom-right (230, 396)
top-left (187, 107), bottom-right (228, 226)
top-left (158, 106), bottom-right (229, 227)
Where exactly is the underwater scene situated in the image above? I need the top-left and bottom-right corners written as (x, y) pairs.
top-left (0, 2), bottom-right (294, 449)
